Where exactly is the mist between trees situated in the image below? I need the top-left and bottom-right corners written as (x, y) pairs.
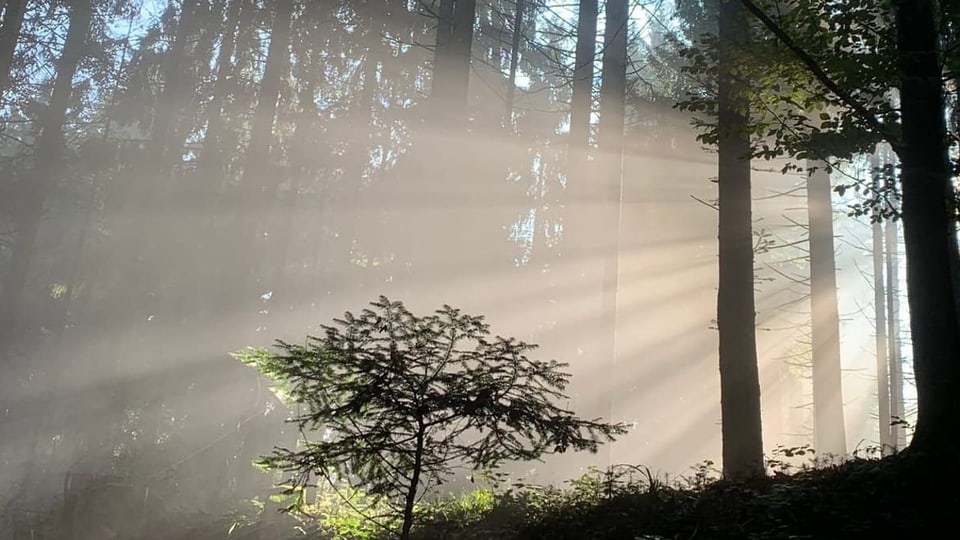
top-left (0, 0), bottom-right (955, 539)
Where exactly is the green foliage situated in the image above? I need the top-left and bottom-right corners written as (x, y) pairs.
top-left (403, 452), bottom-right (954, 540)
top-left (236, 296), bottom-right (626, 538)
top-left (674, 0), bottom-right (909, 216)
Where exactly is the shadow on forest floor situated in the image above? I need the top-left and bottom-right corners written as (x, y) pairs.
top-left (214, 447), bottom-right (954, 540)
top-left (18, 447), bottom-right (953, 540)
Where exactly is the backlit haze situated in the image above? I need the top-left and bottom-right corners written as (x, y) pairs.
top-left (0, 1), bottom-right (912, 529)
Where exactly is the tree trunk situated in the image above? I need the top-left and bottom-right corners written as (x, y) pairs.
top-left (806, 161), bottom-right (847, 455)
top-left (241, 0), bottom-right (294, 198)
top-left (884, 156), bottom-right (905, 449)
top-left (563, 2), bottom-right (598, 400)
top-left (0, 0), bottom-right (26, 95)
top-left (431, 0), bottom-right (475, 120)
top-left (565, 0), bottom-right (598, 266)
top-left (717, 0), bottom-right (764, 479)
top-left (503, 0), bottom-right (524, 130)
top-left (237, 0), bottom-right (294, 340)
top-left (0, 0), bottom-right (92, 358)
top-left (871, 155), bottom-right (892, 453)
top-left (597, 0), bottom-right (628, 465)
top-left (198, 0), bottom-right (243, 176)
top-left (570, 0), bottom-right (597, 149)
top-left (399, 426), bottom-right (426, 540)
top-left (149, 0), bottom-right (199, 169)
top-left (449, 0), bottom-right (476, 107)
top-left (893, 0), bottom-right (960, 455)
top-left (433, 0), bottom-right (455, 88)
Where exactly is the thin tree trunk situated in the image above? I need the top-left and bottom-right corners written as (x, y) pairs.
top-left (806, 160), bottom-right (847, 455)
top-left (0, 0), bottom-right (26, 96)
top-left (503, 0), bottom-right (524, 130)
top-left (400, 425), bottom-right (426, 540)
top-left (884, 156), bottom-right (905, 449)
top-left (565, 0), bottom-right (598, 262)
top-left (150, 0), bottom-right (199, 169)
top-left (0, 0), bottom-right (92, 358)
top-left (892, 0), bottom-right (960, 455)
top-left (570, 0), bottom-right (597, 149)
top-left (597, 0), bottom-right (628, 466)
top-left (871, 155), bottom-right (892, 453)
top-left (717, 0), bottom-right (764, 479)
top-left (449, 0), bottom-right (477, 107)
top-left (240, 0), bottom-right (294, 200)
top-left (237, 0), bottom-right (294, 341)
top-left (563, 1), bottom-right (598, 374)
top-left (433, 0), bottom-right (455, 99)
top-left (198, 0), bottom-right (243, 176)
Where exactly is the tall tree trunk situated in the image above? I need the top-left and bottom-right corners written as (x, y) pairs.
top-left (0, 0), bottom-right (26, 96)
top-left (503, 0), bottom-right (524, 130)
top-left (892, 0), bottom-right (960, 455)
top-left (411, 0), bottom-right (475, 292)
top-left (884, 156), bottom-right (905, 449)
top-left (717, 0), bottom-right (764, 479)
top-left (241, 0), bottom-right (294, 199)
top-left (0, 0), bottom-right (92, 358)
top-left (198, 0), bottom-right (243, 176)
top-left (570, 0), bottom-right (597, 149)
top-left (434, 0), bottom-right (455, 87)
top-left (0, 0), bottom-right (91, 515)
top-left (871, 155), bottom-right (892, 453)
top-left (150, 0), bottom-right (199, 169)
top-left (107, 0), bottom-right (202, 450)
top-left (237, 0), bottom-right (294, 340)
top-left (597, 0), bottom-right (627, 465)
top-left (565, 0), bottom-right (598, 266)
top-left (806, 160), bottom-right (847, 455)
top-left (563, 1), bottom-right (598, 384)
top-left (431, 0), bottom-right (475, 120)
top-left (181, 0), bottom-right (242, 327)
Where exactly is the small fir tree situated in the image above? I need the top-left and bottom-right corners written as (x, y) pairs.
top-left (236, 296), bottom-right (626, 540)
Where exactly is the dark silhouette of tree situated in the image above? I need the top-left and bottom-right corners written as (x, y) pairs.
top-left (0, 0), bottom-right (93, 359)
top-left (432, 0), bottom-right (476, 121)
top-left (889, 0), bottom-right (960, 454)
top-left (197, 0), bottom-right (243, 177)
top-left (503, 0), bottom-right (525, 128)
top-left (570, 0), bottom-right (597, 149)
top-left (237, 297), bottom-right (625, 540)
top-left (717, 0), bottom-right (764, 479)
top-left (737, 0), bottom-right (960, 456)
top-left (0, 0), bottom-right (25, 96)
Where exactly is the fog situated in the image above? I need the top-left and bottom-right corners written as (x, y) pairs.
top-left (0, 1), bottom-right (908, 537)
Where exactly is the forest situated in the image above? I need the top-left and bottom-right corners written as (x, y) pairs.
top-left (0, 0), bottom-right (957, 538)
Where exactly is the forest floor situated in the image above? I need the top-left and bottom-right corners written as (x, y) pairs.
top-left (403, 449), bottom-right (955, 540)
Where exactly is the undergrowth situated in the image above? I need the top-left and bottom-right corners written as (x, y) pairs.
top-left (42, 446), bottom-right (947, 539)
top-left (241, 445), bottom-right (955, 540)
